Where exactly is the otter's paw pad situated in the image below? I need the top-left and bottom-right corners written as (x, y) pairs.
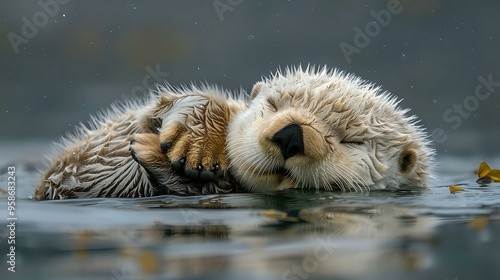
top-left (171, 157), bottom-right (186, 172)
top-left (171, 159), bottom-right (224, 182)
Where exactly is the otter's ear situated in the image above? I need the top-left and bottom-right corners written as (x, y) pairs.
top-left (251, 82), bottom-right (264, 100)
top-left (399, 147), bottom-right (417, 173)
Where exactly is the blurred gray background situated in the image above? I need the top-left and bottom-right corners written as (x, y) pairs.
top-left (1, 0), bottom-right (499, 158)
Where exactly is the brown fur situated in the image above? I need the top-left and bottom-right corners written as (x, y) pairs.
top-left (36, 66), bottom-right (433, 199)
top-left (161, 96), bottom-right (231, 173)
top-left (35, 87), bottom-right (241, 200)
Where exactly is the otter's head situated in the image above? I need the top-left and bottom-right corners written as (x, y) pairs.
top-left (227, 67), bottom-right (434, 192)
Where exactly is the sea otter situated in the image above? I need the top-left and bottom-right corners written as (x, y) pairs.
top-left (35, 66), bottom-right (434, 200)
top-left (35, 86), bottom-right (245, 199)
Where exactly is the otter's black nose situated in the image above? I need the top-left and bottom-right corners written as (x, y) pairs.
top-left (271, 123), bottom-right (304, 160)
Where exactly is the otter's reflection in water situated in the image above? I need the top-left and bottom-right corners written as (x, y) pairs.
top-left (156, 203), bottom-right (440, 279)
top-left (7, 201), bottom-right (444, 279)
top-left (298, 203), bottom-right (437, 238)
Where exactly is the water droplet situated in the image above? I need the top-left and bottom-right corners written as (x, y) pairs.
top-left (248, 35), bottom-right (255, 40)
top-left (62, 14), bottom-right (66, 17)
top-left (433, 99), bottom-right (437, 104)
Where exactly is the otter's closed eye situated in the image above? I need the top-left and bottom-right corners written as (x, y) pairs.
top-left (340, 138), bottom-right (364, 145)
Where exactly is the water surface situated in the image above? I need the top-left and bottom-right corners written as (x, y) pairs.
top-left (1, 146), bottom-right (500, 279)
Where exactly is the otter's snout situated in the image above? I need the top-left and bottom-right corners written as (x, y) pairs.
top-left (271, 123), bottom-right (304, 160)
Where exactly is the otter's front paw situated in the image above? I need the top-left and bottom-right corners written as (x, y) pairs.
top-left (160, 99), bottom-right (229, 182)
top-left (130, 133), bottom-right (169, 177)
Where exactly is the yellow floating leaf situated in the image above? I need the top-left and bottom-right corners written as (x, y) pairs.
top-left (477, 161), bottom-right (500, 183)
top-left (487, 169), bottom-right (500, 182)
top-left (469, 216), bottom-right (488, 231)
top-left (449, 185), bottom-right (464, 193)
top-left (478, 162), bottom-right (491, 178)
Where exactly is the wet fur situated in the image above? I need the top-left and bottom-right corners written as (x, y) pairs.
top-left (35, 86), bottom-right (242, 200)
top-left (36, 66), bottom-right (434, 199)
top-left (226, 66), bottom-right (434, 192)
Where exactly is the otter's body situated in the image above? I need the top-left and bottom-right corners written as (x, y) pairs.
top-left (35, 87), bottom-right (243, 200)
top-left (36, 66), bottom-right (434, 200)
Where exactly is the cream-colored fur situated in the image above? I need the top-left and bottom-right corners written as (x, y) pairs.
top-left (36, 66), bottom-right (433, 199)
top-left (227, 66), bottom-right (434, 192)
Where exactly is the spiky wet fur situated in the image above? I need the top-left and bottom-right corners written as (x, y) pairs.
top-left (35, 85), bottom-right (244, 200)
top-left (227, 66), bottom-right (434, 192)
top-left (36, 66), bottom-right (434, 200)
